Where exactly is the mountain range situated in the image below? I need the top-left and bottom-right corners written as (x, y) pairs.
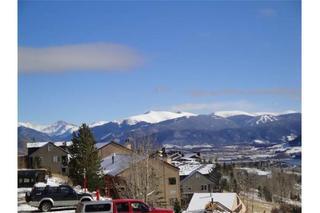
top-left (18, 110), bottom-right (301, 154)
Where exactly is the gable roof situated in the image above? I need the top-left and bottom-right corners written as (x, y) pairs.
top-left (180, 170), bottom-right (214, 184)
top-left (97, 141), bottom-right (132, 153)
top-left (27, 141), bottom-right (72, 148)
top-left (187, 193), bottom-right (237, 212)
top-left (101, 153), bottom-right (145, 176)
top-left (30, 142), bottom-right (69, 156)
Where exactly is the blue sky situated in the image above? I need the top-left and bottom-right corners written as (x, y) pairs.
top-left (18, 0), bottom-right (301, 125)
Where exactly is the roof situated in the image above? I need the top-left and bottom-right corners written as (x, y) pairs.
top-left (180, 171), bottom-right (214, 185)
top-left (30, 142), bottom-right (69, 155)
top-left (27, 141), bottom-right (72, 148)
top-left (95, 141), bottom-right (111, 149)
top-left (101, 153), bottom-right (145, 176)
top-left (187, 193), bottom-right (237, 212)
top-left (97, 141), bottom-right (132, 153)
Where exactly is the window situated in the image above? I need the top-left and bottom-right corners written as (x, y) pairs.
top-left (23, 178), bottom-right (30, 183)
top-left (61, 156), bottom-right (68, 166)
top-left (201, 185), bottom-right (207, 191)
top-left (59, 186), bottom-right (71, 195)
top-left (48, 144), bottom-right (52, 152)
top-left (46, 186), bottom-right (58, 194)
top-left (131, 202), bottom-right (149, 212)
top-left (53, 156), bottom-right (58, 163)
top-left (19, 178), bottom-right (23, 184)
top-left (168, 177), bottom-right (176, 185)
top-left (116, 202), bottom-right (129, 213)
top-left (62, 167), bottom-right (66, 173)
top-left (85, 203), bottom-right (111, 212)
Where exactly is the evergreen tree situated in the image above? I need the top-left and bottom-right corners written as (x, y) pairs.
top-left (68, 124), bottom-right (103, 191)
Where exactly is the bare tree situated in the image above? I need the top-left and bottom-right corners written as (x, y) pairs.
top-left (120, 136), bottom-right (166, 207)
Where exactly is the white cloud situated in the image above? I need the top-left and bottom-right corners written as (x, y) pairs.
top-left (258, 8), bottom-right (277, 17)
top-left (170, 101), bottom-right (256, 113)
top-left (19, 43), bottom-right (143, 73)
top-left (189, 88), bottom-right (300, 100)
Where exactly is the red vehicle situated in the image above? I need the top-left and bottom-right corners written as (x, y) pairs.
top-left (112, 199), bottom-right (173, 213)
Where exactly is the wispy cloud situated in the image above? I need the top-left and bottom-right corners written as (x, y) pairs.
top-left (170, 100), bottom-right (256, 113)
top-left (189, 88), bottom-right (300, 100)
top-left (258, 8), bottom-right (277, 17)
top-left (19, 43), bottom-right (144, 73)
top-left (153, 85), bottom-right (170, 94)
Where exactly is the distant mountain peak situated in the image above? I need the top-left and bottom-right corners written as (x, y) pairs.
top-left (214, 111), bottom-right (255, 118)
top-left (123, 110), bottom-right (197, 125)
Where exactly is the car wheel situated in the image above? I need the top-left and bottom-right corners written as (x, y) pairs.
top-left (40, 201), bottom-right (52, 212)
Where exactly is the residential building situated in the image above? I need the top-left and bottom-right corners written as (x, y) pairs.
top-left (180, 171), bottom-right (216, 208)
top-left (98, 142), bottom-right (181, 209)
top-left (97, 141), bottom-right (132, 159)
top-left (29, 142), bottom-right (69, 176)
top-left (186, 193), bottom-right (246, 213)
top-left (18, 154), bottom-right (28, 169)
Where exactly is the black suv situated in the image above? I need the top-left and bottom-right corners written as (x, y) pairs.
top-left (25, 183), bottom-right (93, 212)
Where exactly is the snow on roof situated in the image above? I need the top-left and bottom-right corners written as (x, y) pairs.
top-left (95, 141), bottom-right (111, 149)
top-left (27, 141), bottom-right (72, 148)
top-left (178, 163), bottom-right (202, 176)
top-left (197, 164), bottom-right (215, 175)
top-left (101, 153), bottom-right (145, 176)
top-left (178, 162), bottom-right (215, 176)
top-left (187, 193), bottom-right (237, 212)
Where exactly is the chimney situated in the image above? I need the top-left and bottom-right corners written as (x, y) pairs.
top-left (125, 143), bottom-right (132, 150)
top-left (165, 157), bottom-right (172, 164)
top-left (124, 139), bottom-right (132, 150)
top-left (112, 153), bottom-right (116, 164)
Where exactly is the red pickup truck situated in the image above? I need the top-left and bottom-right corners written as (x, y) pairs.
top-left (76, 198), bottom-right (174, 213)
top-left (113, 199), bottom-right (173, 213)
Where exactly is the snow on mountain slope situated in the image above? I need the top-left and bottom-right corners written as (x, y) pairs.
top-left (18, 122), bottom-right (48, 132)
top-left (214, 111), bottom-right (255, 118)
top-left (255, 115), bottom-right (278, 124)
top-left (89, 121), bottom-right (109, 128)
top-left (122, 111), bottom-right (197, 125)
top-left (41, 121), bottom-right (78, 136)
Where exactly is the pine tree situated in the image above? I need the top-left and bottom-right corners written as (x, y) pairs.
top-left (68, 124), bottom-right (103, 191)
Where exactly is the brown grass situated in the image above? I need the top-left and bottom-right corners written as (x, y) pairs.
top-left (240, 196), bottom-right (279, 213)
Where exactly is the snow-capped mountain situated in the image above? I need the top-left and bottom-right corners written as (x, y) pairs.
top-left (18, 110), bottom-right (301, 154)
top-left (89, 121), bottom-right (109, 128)
top-left (41, 120), bottom-right (78, 136)
top-left (214, 111), bottom-right (255, 118)
top-left (247, 114), bottom-right (278, 126)
top-left (18, 122), bottom-right (48, 132)
top-left (120, 110), bottom-right (197, 125)
top-left (19, 120), bottom-right (78, 137)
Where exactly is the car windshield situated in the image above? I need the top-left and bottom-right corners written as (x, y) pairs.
top-left (131, 202), bottom-right (149, 212)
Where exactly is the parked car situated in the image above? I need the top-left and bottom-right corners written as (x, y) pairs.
top-left (76, 200), bottom-right (113, 213)
top-left (25, 183), bottom-right (93, 212)
top-left (76, 199), bottom-right (173, 213)
top-left (114, 199), bottom-right (173, 213)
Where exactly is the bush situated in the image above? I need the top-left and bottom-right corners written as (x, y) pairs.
top-left (271, 204), bottom-right (301, 213)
